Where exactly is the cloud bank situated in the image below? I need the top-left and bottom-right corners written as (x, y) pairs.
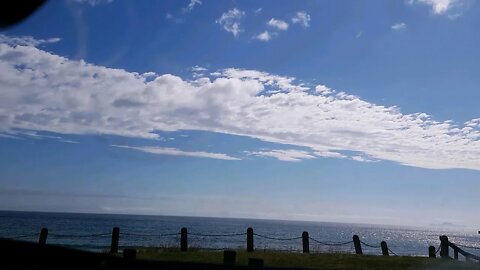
top-left (1, 34), bottom-right (480, 170)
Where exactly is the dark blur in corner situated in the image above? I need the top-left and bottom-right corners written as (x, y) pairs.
top-left (0, 0), bottom-right (46, 29)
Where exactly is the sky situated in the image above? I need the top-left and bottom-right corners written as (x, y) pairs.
top-left (0, 0), bottom-right (479, 229)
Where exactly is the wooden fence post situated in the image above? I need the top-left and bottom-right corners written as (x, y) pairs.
top-left (439, 235), bottom-right (449, 259)
top-left (39, 228), bottom-right (48, 245)
top-left (180, 227), bottom-right (188, 252)
top-left (453, 249), bottom-right (458, 260)
top-left (247, 227), bottom-right (254, 252)
top-left (381, 241), bottom-right (389, 256)
top-left (428, 246), bottom-right (436, 258)
top-left (123, 248), bottom-right (136, 260)
top-left (223, 250), bottom-right (236, 265)
top-left (302, 231), bottom-right (309, 253)
top-left (352, 235), bottom-right (362, 255)
top-left (110, 227), bottom-right (120, 253)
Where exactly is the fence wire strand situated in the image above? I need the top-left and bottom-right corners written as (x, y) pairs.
top-left (359, 240), bottom-right (381, 248)
top-left (189, 232), bottom-right (246, 237)
top-left (388, 248), bottom-right (399, 256)
top-left (7, 233), bottom-right (38, 239)
top-left (309, 237), bottom-right (353, 246)
top-left (50, 233), bottom-right (111, 238)
top-left (253, 233), bottom-right (302, 241)
top-left (454, 243), bottom-right (480, 250)
top-left (120, 232), bottom-right (180, 237)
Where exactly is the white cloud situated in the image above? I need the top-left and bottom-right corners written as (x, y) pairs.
top-left (247, 149), bottom-right (317, 162)
top-left (112, 145), bottom-right (240, 160)
top-left (184, 0), bottom-right (202, 12)
top-left (291, 11), bottom-right (311, 28)
top-left (351, 155), bottom-right (378, 163)
top-left (70, 0), bottom-right (113, 6)
top-left (191, 65), bottom-right (207, 72)
top-left (165, 13), bottom-right (184, 24)
top-left (315, 84), bottom-right (334, 95)
top-left (191, 65), bottom-right (208, 77)
top-left (254, 8), bottom-right (263, 15)
top-left (0, 34), bottom-right (61, 47)
top-left (254, 31), bottom-right (273, 42)
top-left (267, 18), bottom-right (289, 31)
top-left (216, 8), bottom-right (245, 37)
top-left (391, 22), bottom-right (407, 31)
top-left (142, 72), bottom-right (157, 78)
top-left (407, 0), bottom-right (460, 14)
top-left (1, 34), bottom-right (480, 170)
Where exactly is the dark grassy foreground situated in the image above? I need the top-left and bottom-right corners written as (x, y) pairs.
top-left (137, 248), bottom-right (480, 270)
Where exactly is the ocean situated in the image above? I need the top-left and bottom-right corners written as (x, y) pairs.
top-left (0, 211), bottom-right (479, 257)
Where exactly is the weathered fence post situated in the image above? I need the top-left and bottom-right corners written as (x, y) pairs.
top-left (39, 228), bottom-right (48, 245)
top-left (381, 241), bottom-right (389, 256)
top-left (247, 227), bottom-right (254, 252)
top-left (428, 246), bottom-right (436, 258)
top-left (180, 227), bottom-right (188, 252)
top-left (352, 235), bottom-right (362, 255)
top-left (302, 231), bottom-right (309, 253)
top-left (453, 249), bottom-right (458, 260)
top-left (123, 248), bottom-right (136, 260)
top-left (248, 258), bottom-right (264, 269)
top-left (110, 227), bottom-right (120, 253)
top-left (439, 235), bottom-right (449, 259)
top-left (223, 250), bottom-right (236, 265)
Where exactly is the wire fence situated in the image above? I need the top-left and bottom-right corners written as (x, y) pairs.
top-left (5, 229), bottom-right (471, 258)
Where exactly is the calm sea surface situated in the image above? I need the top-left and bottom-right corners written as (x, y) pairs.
top-left (1, 211), bottom-right (479, 257)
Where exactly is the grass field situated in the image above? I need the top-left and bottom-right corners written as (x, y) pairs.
top-left (136, 248), bottom-right (480, 270)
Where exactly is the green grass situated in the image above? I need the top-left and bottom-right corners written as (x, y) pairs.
top-left (136, 248), bottom-right (480, 270)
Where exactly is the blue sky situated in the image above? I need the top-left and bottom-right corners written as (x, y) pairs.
top-left (0, 0), bottom-right (479, 229)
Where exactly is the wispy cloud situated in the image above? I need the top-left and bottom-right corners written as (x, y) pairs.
top-left (184, 0), bottom-right (202, 13)
top-left (0, 34), bottom-right (61, 47)
top-left (254, 31), bottom-right (273, 42)
top-left (112, 145), bottom-right (240, 160)
top-left (315, 84), bottom-right (334, 95)
top-left (391, 22), bottom-right (407, 31)
top-left (191, 65), bottom-right (208, 77)
top-left (291, 11), bottom-right (311, 28)
top-left (247, 149), bottom-right (317, 162)
top-left (165, 13), bottom-right (184, 23)
top-left (407, 0), bottom-right (461, 15)
top-left (1, 34), bottom-right (480, 170)
top-left (69, 0), bottom-right (113, 6)
top-left (267, 18), bottom-right (289, 31)
top-left (28, 132), bottom-right (78, 143)
top-left (216, 8), bottom-right (245, 37)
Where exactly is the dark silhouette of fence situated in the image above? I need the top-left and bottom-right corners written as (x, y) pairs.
top-left (4, 228), bottom-right (480, 270)
top-left (3, 226), bottom-right (419, 257)
top-left (5, 227), bottom-right (480, 260)
top-left (435, 235), bottom-right (480, 262)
